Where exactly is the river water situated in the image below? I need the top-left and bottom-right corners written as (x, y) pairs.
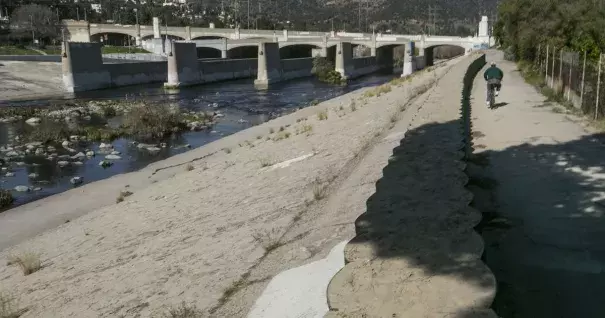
top-left (0, 73), bottom-right (398, 208)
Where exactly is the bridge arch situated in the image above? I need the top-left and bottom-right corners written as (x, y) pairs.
top-left (90, 32), bottom-right (138, 46)
top-left (422, 44), bottom-right (466, 66)
top-left (192, 35), bottom-right (227, 40)
top-left (279, 44), bottom-right (321, 59)
top-left (140, 34), bottom-right (185, 41)
top-left (197, 47), bottom-right (223, 59)
top-left (227, 45), bottom-right (258, 59)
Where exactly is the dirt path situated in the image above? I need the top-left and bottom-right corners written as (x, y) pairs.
top-left (472, 50), bottom-right (605, 317)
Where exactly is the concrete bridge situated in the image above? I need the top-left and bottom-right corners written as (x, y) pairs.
top-left (63, 19), bottom-right (489, 58)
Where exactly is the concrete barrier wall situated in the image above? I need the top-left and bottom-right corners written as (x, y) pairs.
top-left (199, 58), bottom-right (257, 83)
top-left (349, 56), bottom-right (381, 79)
top-left (280, 57), bottom-right (314, 80)
top-left (0, 54), bottom-right (163, 63)
top-left (105, 61), bottom-right (167, 87)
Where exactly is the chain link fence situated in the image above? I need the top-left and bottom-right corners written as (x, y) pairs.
top-left (533, 45), bottom-right (605, 119)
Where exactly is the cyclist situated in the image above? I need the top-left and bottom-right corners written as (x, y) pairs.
top-left (483, 61), bottom-right (504, 106)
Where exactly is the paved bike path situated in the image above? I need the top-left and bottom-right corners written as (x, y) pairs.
top-left (473, 50), bottom-right (605, 317)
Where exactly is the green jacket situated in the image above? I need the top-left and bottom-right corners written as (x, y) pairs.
top-left (483, 66), bottom-right (504, 81)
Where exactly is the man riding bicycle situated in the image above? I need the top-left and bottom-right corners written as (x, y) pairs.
top-left (483, 62), bottom-right (504, 106)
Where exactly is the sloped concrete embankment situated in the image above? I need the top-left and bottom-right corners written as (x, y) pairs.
top-left (325, 53), bottom-right (497, 317)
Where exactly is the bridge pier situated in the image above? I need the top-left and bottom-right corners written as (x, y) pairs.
top-left (402, 42), bottom-right (416, 77)
top-left (254, 42), bottom-right (282, 89)
top-left (335, 42), bottom-right (353, 80)
top-left (135, 24), bottom-right (142, 46)
top-left (185, 26), bottom-right (192, 41)
top-left (165, 42), bottom-right (202, 88)
top-left (62, 42), bottom-right (110, 92)
top-left (153, 17), bottom-right (161, 39)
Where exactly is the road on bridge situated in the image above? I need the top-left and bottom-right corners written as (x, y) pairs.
top-left (473, 50), bottom-right (605, 317)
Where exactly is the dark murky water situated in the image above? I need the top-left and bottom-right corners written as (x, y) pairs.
top-left (0, 73), bottom-right (398, 207)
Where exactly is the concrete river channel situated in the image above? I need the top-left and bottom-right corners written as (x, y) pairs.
top-left (0, 73), bottom-right (397, 208)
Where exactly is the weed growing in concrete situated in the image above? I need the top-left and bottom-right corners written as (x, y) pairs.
top-left (252, 228), bottom-right (283, 252)
top-left (301, 124), bottom-right (313, 135)
top-left (116, 190), bottom-right (133, 203)
top-left (312, 180), bottom-right (328, 201)
top-left (390, 113), bottom-right (398, 123)
top-left (269, 128), bottom-right (275, 134)
top-left (350, 100), bottom-right (357, 112)
top-left (223, 148), bottom-right (232, 154)
top-left (317, 110), bottom-right (328, 121)
top-left (279, 126), bottom-right (285, 132)
top-left (259, 157), bottom-right (274, 168)
top-left (161, 302), bottom-right (205, 318)
top-left (9, 252), bottom-right (41, 276)
top-left (185, 164), bottom-right (195, 171)
top-left (256, 135), bottom-right (262, 140)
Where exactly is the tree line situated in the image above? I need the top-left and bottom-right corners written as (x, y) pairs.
top-left (494, 0), bottom-right (605, 61)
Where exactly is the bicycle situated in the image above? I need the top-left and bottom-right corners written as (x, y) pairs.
top-left (486, 79), bottom-right (501, 109)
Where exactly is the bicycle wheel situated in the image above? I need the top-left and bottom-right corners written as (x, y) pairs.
top-left (489, 87), bottom-right (495, 108)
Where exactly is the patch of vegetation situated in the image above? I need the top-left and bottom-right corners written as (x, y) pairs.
top-left (272, 131), bottom-right (291, 141)
top-left (161, 302), bottom-right (205, 318)
top-left (101, 46), bottom-right (150, 54)
top-left (0, 190), bottom-right (14, 209)
top-left (269, 128), bottom-right (275, 134)
top-left (0, 45), bottom-right (41, 55)
top-left (310, 99), bottom-right (320, 106)
top-left (101, 105), bottom-right (117, 118)
top-left (223, 148), bottom-right (232, 154)
top-left (122, 103), bottom-right (185, 139)
top-left (362, 84), bottom-right (392, 98)
top-left (317, 110), bottom-right (328, 121)
top-left (299, 124), bottom-right (313, 135)
top-left (311, 57), bottom-right (346, 85)
top-left (116, 190), bottom-right (133, 203)
top-left (185, 164), bottom-right (195, 171)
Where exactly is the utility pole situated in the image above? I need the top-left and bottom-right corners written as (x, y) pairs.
top-left (30, 15), bottom-right (35, 44)
top-left (427, 5), bottom-right (439, 35)
top-left (358, 0), bottom-right (362, 32)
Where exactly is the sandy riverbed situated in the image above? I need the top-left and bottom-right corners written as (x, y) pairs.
top-left (0, 57), bottom-right (466, 317)
top-left (0, 61), bottom-right (64, 102)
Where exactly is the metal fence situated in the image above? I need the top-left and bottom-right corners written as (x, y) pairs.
top-left (534, 45), bottom-right (605, 119)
